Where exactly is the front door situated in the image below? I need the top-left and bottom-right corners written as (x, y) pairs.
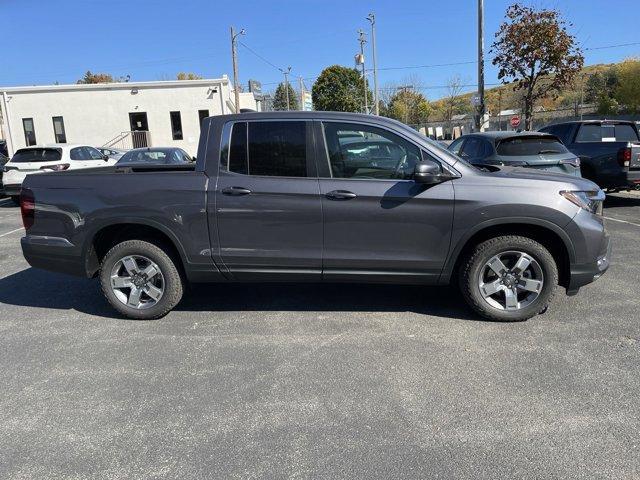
top-left (318, 121), bottom-right (455, 283)
top-left (213, 120), bottom-right (322, 280)
top-left (129, 112), bottom-right (149, 148)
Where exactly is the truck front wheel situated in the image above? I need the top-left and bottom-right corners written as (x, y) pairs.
top-left (459, 235), bottom-right (558, 321)
top-left (99, 240), bottom-right (184, 320)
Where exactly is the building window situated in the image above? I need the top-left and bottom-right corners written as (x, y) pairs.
top-left (22, 118), bottom-right (37, 146)
top-left (198, 109), bottom-right (209, 128)
top-left (52, 116), bottom-right (67, 143)
top-left (170, 111), bottom-right (183, 140)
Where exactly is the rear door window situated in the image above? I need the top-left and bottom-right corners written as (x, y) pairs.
top-left (227, 121), bottom-right (310, 177)
top-left (496, 137), bottom-right (568, 156)
top-left (459, 137), bottom-right (483, 159)
top-left (11, 148), bottom-right (62, 163)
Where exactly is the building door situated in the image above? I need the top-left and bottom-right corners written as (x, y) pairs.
top-left (128, 112), bottom-right (149, 148)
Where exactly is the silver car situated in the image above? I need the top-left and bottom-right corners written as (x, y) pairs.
top-left (448, 131), bottom-right (581, 176)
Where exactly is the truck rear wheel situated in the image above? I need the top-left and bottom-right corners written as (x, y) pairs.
top-left (459, 235), bottom-right (558, 322)
top-left (99, 240), bottom-right (183, 320)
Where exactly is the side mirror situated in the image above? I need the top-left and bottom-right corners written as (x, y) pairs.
top-left (413, 159), bottom-right (444, 184)
top-left (103, 155), bottom-right (110, 162)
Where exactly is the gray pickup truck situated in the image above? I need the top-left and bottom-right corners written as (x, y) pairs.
top-left (20, 112), bottom-right (610, 321)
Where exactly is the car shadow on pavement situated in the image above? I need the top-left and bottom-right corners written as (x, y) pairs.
top-left (0, 268), bottom-right (482, 322)
top-left (604, 194), bottom-right (640, 208)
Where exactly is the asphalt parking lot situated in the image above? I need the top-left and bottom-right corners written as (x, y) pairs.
top-left (0, 194), bottom-right (639, 479)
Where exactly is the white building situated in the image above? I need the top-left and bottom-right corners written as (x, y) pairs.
top-left (0, 76), bottom-right (259, 156)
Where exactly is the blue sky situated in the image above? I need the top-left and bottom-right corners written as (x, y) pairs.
top-left (2, 0), bottom-right (639, 99)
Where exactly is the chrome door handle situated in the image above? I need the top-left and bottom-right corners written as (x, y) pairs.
top-left (221, 186), bottom-right (252, 196)
top-left (326, 190), bottom-right (357, 200)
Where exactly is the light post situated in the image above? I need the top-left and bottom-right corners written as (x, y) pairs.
top-left (366, 13), bottom-right (379, 115)
top-left (230, 26), bottom-right (246, 114)
top-left (357, 29), bottom-right (368, 114)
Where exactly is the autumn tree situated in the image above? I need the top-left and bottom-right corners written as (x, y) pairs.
top-left (273, 82), bottom-right (299, 110)
top-left (491, 3), bottom-right (584, 130)
top-left (385, 89), bottom-right (432, 125)
top-left (77, 71), bottom-right (115, 84)
top-left (312, 65), bottom-right (372, 112)
top-left (176, 72), bottom-right (204, 80)
top-left (614, 59), bottom-right (640, 113)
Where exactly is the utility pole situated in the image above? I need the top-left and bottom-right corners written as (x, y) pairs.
top-left (358, 29), bottom-right (368, 114)
top-left (280, 66), bottom-right (292, 110)
top-left (476, 0), bottom-right (485, 131)
top-left (366, 13), bottom-right (379, 115)
top-left (299, 76), bottom-right (305, 111)
top-left (230, 26), bottom-right (245, 114)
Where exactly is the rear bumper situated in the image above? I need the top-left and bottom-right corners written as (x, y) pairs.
top-left (627, 169), bottom-right (640, 186)
top-left (566, 233), bottom-right (611, 295)
top-left (2, 184), bottom-right (22, 196)
top-left (21, 235), bottom-right (88, 277)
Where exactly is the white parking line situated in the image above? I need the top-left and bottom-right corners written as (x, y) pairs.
top-left (604, 216), bottom-right (640, 228)
top-left (0, 227), bottom-right (23, 238)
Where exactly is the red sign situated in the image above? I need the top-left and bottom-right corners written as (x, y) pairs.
top-left (510, 115), bottom-right (521, 128)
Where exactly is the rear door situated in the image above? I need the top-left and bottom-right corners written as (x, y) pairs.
top-left (214, 119), bottom-right (323, 280)
top-left (317, 120), bottom-right (454, 283)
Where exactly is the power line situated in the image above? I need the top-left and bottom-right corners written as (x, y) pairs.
top-left (584, 41), bottom-right (640, 51)
top-left (238, 41), bottom-right (283, 72)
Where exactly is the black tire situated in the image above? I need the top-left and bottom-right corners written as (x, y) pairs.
top-left (10, 196), bottom-right (20, 205)
top-left (459, 235), bottom-right (558, 322)
top-left (99, 240), bottom-right (183, 320)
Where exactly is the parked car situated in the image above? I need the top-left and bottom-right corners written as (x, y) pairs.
top-left (539, 120), bottom-right (640, 190)
top-left (97, 147), bottom-right (127, 160)
top-left (0, 140), bottom-right (8, 158)
top-left (0, 151), bottom-right (9, 196)
top-left (20, 112), bottom-right (609, 322)
top-left (116, 147), bottom-right (194, 166)
top-left (2, 144), bottom-right (117, 203)
top-left (448, 132), bottom-right (581, 176)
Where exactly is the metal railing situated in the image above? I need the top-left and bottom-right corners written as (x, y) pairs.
top-left (102, 131), bottom-right (151, 150)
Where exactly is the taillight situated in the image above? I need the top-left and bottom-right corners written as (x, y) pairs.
top-left (20, 188), bottom-right (35, 230)
top-left (39, 163), bottom-right (70, 172)
top-left (617, 147), bottom-right (631, 167)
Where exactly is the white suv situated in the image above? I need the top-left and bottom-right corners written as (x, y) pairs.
top-left (2, 144), bottom-right (118, 202)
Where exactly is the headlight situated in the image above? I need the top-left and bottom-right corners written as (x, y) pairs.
top-left (560, 190), bottom-right (605, 215)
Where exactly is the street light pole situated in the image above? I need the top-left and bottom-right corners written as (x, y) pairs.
top-left (230, 26), bottom-right (245, 114)
top-left (366, 13), bottom-right (379, 115)
top-left (476, 0), bottom-right (485, 131)
top-left (358, 29), bottom-right (368, 114)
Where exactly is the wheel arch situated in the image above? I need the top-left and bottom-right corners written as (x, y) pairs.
top-left (441, 218), bottom-right (575, 288)
top-left (84, 219), bottom-right (188, 278)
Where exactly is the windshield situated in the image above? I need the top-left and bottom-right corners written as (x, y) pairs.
top-left (117, 149), bottom-right (193, 165)
top-left (11, 148), bottom-right (62, 163)
top-left (496, 137), bottom-right (568, 156)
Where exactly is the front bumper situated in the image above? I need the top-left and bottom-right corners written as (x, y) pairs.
top-left (566, 233), bottom-right (611, 295)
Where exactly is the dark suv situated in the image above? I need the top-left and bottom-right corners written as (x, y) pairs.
top-left (20, 112), bottom-right (610, 322)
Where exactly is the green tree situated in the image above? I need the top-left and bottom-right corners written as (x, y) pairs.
top-left (312, 65), bottom-right (372, 112)
top-left (584, 67), bottom-right (620, 114)
top-left (491, 3), bottom-right (584, 130)
top-left (273, 82), bottom-right (299, 111)
top-left (176, 72), bottom-right (204, 80)
top-left (614, 59), bottom-right (640, 113)
top-left (77, 71), bottom-right (115, 84)
top-left (385, 89), bottom-right (432, 125)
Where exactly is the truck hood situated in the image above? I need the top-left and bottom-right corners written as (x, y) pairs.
top-left (482, 165), bottom-right (600, 191)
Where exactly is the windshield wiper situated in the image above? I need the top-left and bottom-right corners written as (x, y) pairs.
top-left (538, 149), bottom-right (562, 154)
